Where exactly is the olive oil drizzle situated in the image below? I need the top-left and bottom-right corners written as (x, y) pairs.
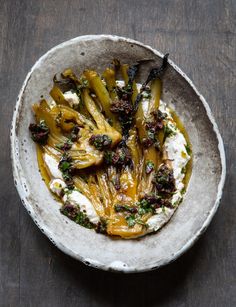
top-left (169, 108), bottom-right (193, 189)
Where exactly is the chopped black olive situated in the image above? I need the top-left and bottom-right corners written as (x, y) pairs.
top-left (152, 164), bottom-right (176, 194)
top-left (61, 202), bottom-right (95, 229)
top-left (95, 218), bottom-right (107, 234)
top-left (70, 125), bottom-right (80, 142)
top-left (56, 139), bottom-right (73, 151)
top-left (104, 144), bottom-right (132, 168)
top-left (110, 98), bottom-right (133, 115)
top-left (114, 204), bottom-right (138, 214)
top-left (142, 137), bottom-right (154, 149)
top-left (141, 194), bottom-right (172, 208)
top-left (60, 202), bottom-right (78, 219)
top-left (29, 120), bottom-right (49, 145)
top-left (110, 96), bottom-right (133, 137)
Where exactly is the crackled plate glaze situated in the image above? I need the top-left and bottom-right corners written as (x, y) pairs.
top-left (11, 35), bottom-right (226, 273)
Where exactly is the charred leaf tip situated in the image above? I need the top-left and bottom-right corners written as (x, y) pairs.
top-left (163, 53), bottom-right (169, 63)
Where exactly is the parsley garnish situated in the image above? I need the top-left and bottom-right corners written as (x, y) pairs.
top-left (56, 139), bottom-right (73, 151)
top-left (58, 153), bottom-right (74, 188)
top-left (89, 134), bottom-right (112, 151)
top-left (126, 214), bottom-right (136, 227)
top-left (185, 143), bottom-right (191, 155)
top-left (146, 161), bottom-right (155, 174)
top-left (164, 124), bottom-right (176, 138)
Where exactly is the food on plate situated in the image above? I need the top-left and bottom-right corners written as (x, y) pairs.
top-left (29, 55), bottom-right (192, 239)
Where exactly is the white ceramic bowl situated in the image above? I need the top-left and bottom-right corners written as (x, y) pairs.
top-left (11, 35), bottom-right (226, 273)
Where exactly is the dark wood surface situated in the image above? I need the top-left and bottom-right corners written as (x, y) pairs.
top-left (0, 0), bottom-right (235, 306)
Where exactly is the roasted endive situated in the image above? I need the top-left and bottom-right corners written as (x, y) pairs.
top-left (29, 55), bottom-right (192, 239)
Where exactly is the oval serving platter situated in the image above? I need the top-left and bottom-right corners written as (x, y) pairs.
top-left (11, 35), bottom-right (226, 273)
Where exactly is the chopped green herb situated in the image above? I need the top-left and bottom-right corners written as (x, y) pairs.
top-left (60, 201), bottom-right (95, 229)
top-left (164, 124), bottom-right (176, 138)
top-left (146, 161), bottom-right (155, 174)
top-left (104, 150), bottom-right (114, 164)
top-left (75, 211), bottom-right (95, 229)
top-left (138, 207), bottom-right (147, 215)
top-left (104, 146), bottom-right (132, 168)
top-left (56, 139), bottom-right (73, 151)
top-left (185, 143), bottom-right (191, 155)
top-left (58, 153), bottom-right (74, 188)
top-left (59, 161), bottom-right (71, 172)
top-left (89, 134), bottom-right (112, 151)
top-left (136, 198), bottom-right (155, 215)
top-left (126, 214), bottom-right (136, 227)
top-left (107, 118), bottom-right (113, 126)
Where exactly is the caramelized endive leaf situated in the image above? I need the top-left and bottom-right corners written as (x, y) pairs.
top-left (82, 88), bottom-right (122, 146)
top-left (83, 70), bottom-right (121, 132)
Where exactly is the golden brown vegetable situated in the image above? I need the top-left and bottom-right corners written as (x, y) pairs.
top-left (30, 57), bottom-right (192, 239)
top-left (83, 70), bottom-right (121, 132)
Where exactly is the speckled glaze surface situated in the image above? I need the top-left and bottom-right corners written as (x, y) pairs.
top-left (10, 35), bottom-right (226, 273)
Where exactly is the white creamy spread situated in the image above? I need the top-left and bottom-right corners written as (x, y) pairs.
top-left (147, 207), bottom-right (174, 231)
top-left (64, 91), bottom-right (80, 108)
top-left (146, 104), bottom-right (191, 232)
top-left (43, 153), bottom-right (100, 225)
top-left (43, 153), bottom-right (63, 179)
top-left (165, 132), bottom-right (190, 190)
top-left (63, 190), bottom-right (100, 224)
top-left (49, 179), bottom-right (66, 197)
top-left (141, 97), bottom-right (150, 116)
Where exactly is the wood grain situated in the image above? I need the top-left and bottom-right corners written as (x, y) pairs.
top-left (0, 0), bottom-right (235, 306)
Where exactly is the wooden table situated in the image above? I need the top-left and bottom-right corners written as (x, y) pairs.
top-left (1, 1), bottom-right (235, 306)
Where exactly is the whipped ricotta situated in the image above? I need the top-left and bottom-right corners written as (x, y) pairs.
top-left (44, 153), bottom-right (100, 225)
top-left (147, 207), bottom-right (174, 232)
top-left (63, 190), bottom-right (100, 224)
top-left (145, 103), bottom-right (190, 232)
top-left (64, 91), bottom-right (80, 108)
top-left (49, 179), bottom-right (66, 197)
top-left (43, 153), bottom-right (63, 180)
